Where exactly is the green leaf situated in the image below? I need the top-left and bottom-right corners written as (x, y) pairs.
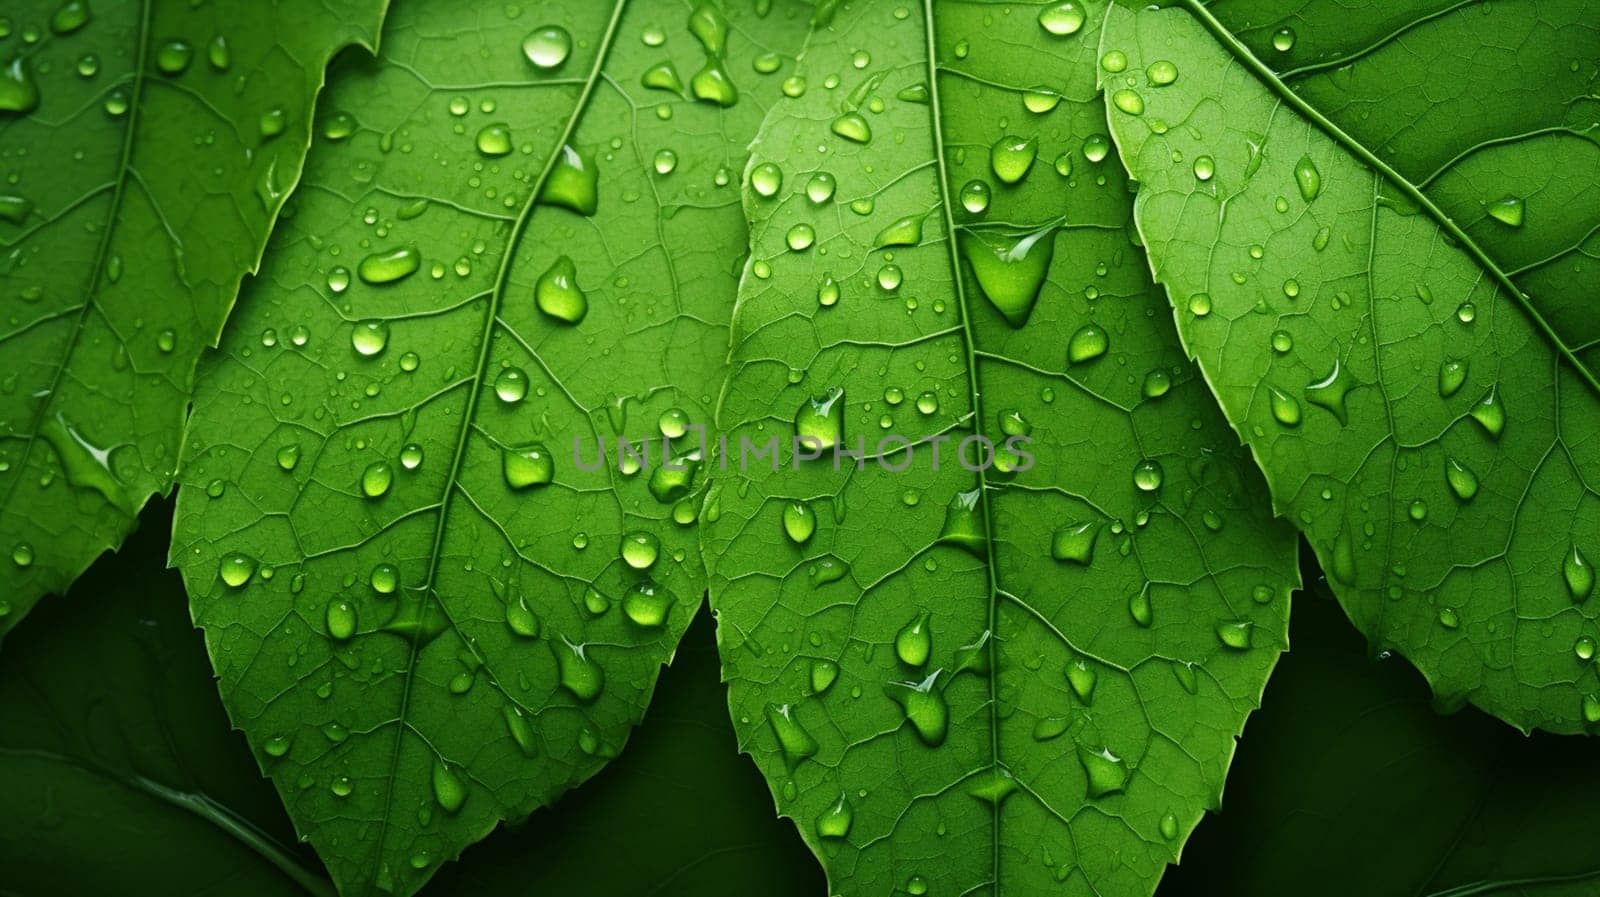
top-left (0, 0), bottom-right (385, 637)
top-left (704, 2), bottom-right (1298, 895)
top-left (0, 501), bottom-right (328, 897)
top-left (1166, 571), bottom-right (1600, 897)
top-left (170, 1), bottom-right (808, 893)
top-left (1101, 0), bottom-right (1600, 733)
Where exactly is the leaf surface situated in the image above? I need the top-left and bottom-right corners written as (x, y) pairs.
top-left (0, 0), bottom-right (385, 636)
top-left (1102, 0), bottom-right (1600, 732)
top-left (705, 2), bottom-right (1299, 895)
top-left (170, 1), bottom-right (808, 893)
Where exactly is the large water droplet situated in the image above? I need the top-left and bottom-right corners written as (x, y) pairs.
top-left (1067, 324), bottom-right (1108, 364)
top-left (621, 531), bottom-right (660, 569)
top-left (884, 673), bottom-right (948, 746)
top-left (1294, 156), bottom-right (1321, 202)
top-left (1445, 457), bottom-right (1478, 502)
top-left (351, 320), bottom-right (390, 357)
top-left (358, 246), bottom-right (421, 284)
top-left (795, 387), bottom-right (844, 451)
top-left (326, 598), bottom-right (358, 641)
top-left (361, 461), bottom-right (393, 498)
top-left (961, 228), bottom-right (1055, 328)
top-left (623, 581), bottom-right (673, 627)
top-left (219, 552), bottom-right (256, 588)
top-left (766, 702), bottom-right (819, 768)
top-left (815, 794), bottom-right (853, 839)
top-left (1486, 196), bottom-right (1524, 228)
top-left (1050, 521), bottom-right (1097, 565)
top-left (539, 145), bottom-right (598, 215)
top-left (1565, 545), bottom-right (1594, 602)
top-left (476, 123), bottom-right (513, 156)
top-left (1305, 359), bottom-right (1354, 425)
top-left (432, 759), bottom-right (467, 813)
top-left (1468, 385), bottom-right (1505, 438)
top-left (552, 637), bottom-right (604, 702)
top-left (522, 26), bottom-right (572, 70)
top-left (1038, 2), bottom-right (1085, 35)
top-left (535, 255), bottom-right (588, 324)
top-left (1076, 745), bottom-right (1128, 797)
top-left (895, 611), bottom-right (932, 667)
top-left (0, 59), bottom-right (40, 114)
top-left (782, 500), bottom-right (816, 544)
top-left (830, 113), bottom-right (871, 144)
top-left (990, 136), bottom-right (1038, 185)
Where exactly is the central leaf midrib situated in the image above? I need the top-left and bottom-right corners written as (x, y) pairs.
top-left (366, 0), bottom-right (629, 880)
top-left (920, 0), bottom-right (1005, 887)
top-left (1177, 0), bottom-right (1600, 396)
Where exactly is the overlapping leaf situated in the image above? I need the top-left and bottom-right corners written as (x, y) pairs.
top-left (1103, 0), bottom-right (1600, 732)
top-left (170, 1), bottom-right (808, 893)
top-left (704, 2), bottom-right (1298, 895)
top-left (0, 0), bottom-right (385, 636)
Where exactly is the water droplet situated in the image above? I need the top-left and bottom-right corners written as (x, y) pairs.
top-left (622, 581), bottom-right (673, 628)
top-left (766, 702), bottom-right (819, 768)
top-left (40, 416), bottom-right (134, 514)
top-left (1305, 359), bottom-right (1354, 425)
top-left (874, 214), bottom-right (925, 249)
top-left (1487, 196), bottom-right (1524, 228)
top-left (1147, 60), bottom-right (1178, 86)
top-left (552, 637), bottom-right (604, 702)
top-left (621, 531), bottom-right (660, 569)
top-left (959, 179), bottom-right (991, 215)
top-left (884, 673), bottom-right (948, 746)
top-left (1271, 27), bottom-right (1296, 52)
top-left (432, 759), bottom-right (466, 813)
top-left (782, 500), bottom-right (816, 544)
top-left (785, 223), bottom-right (815, 251)
top-left (1216, 620), bottom-right (1252, 650)
top-left (361, 461), bottom-right (393, 498)
top-left (1111, 89), bottom-right (1144, 116)
top-left (1445, 457), bottom-right (1478, 502)
top-left (358, 246), bottom-right (421, 285)
top-left (504, 594), bottom-right (541, 638)
top-left (494, 367), bottom-right (529, 403)
top-left (155, 40), bottom-right (193, 75)
top-left (523, 25), bottom-right (572, 70)
top-left (811, 659), bottom-right (839, 694)
top-left (219, 552), bottom-right (256, 588)
top-left (642, 61), bottom-right (684, 94)
top-left (1067, 324), bottom-right (1108, 364)
top-left (12, 542), bottom-right (35, 568)
top-left (1566, 545), bottom-right (1594, 602)
top-left (538, 145), bottom-right (599, 215)
top-left (1077, 745), bottom-right (1128, 797)
top-left (370, 563), bottom-right (399, 595)
top-left (535, 255), bottom-right (588, 324)
top-left (990, 136), bottom-right (1038, 185)
top-left (1038, 2), bottom-right (1085, 35)
top-left (831, 112), bottom-right (871, 144)
top-left (1270, 388), bottom-right (1301, 427)
top-left (961, 228), bottom-right (1055, 328)
top-left (1051, 521), bottom-right (1097, 565)
top-left (1101, 50), bottom-right (1128, 73)
top-left (50, 1), bottom-right (90, 34)
top-left (816, 794), bottom-right (853, 838)
top-left (504, 705), bottom-right (537, 756)
top-left (351, 320), bottom-right (390, 357)
top-left (503, 444), bottom-right (553, 490)
top-left (1468, 385), bottom-right (1504, 438)
top-left (1293, 156), bottom-right (1321, 202)
top-left (326, 598), bottom-right (357, 641)
top-left (1193, 155), bottom-right (1215, 181)
top-left (795, 387), bottom-right (844, 451)
top-left (0, 59), bottom-right (39, 114)
top-left (476, 123), bottom-right (513, 156)
top-left (1066, 657), bottom-right (1097, 703)
top-left (1132, 459), bottom-right (1163, 492)
top-left (895, 611), bottom-right (932, 667)
top-left (331, 776), bottom-right (353, 798)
